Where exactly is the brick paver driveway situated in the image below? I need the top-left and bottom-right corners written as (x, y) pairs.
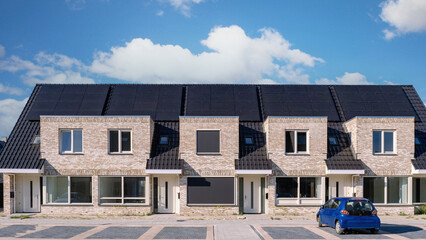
top-left (0, 217), bottom-right (425, 240)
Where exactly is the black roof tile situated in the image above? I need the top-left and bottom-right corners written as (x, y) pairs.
top-left (146, 121), bottom-right (182, 170)
top-left (325, 122), bottom-right (364, 170)
top-left (236, 122), bottom-right (271, 170)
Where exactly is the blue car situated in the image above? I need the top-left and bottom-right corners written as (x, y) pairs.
top-left (317, 197), bottom-right (381, 234)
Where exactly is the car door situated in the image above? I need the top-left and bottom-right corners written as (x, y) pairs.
top-left (320, 199), bottom-right (334, 225)
top-left (329, 199), bottom-right (342, 227)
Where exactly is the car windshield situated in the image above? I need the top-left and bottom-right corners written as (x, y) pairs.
top-left (345, 200), bottom-right (374, 216)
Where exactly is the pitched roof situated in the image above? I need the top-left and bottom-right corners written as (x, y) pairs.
top-left (325, 122), bottom-right (364, 170)
top-left (2, 84), bottom-right (426, 170)
top-left (146, 121), bottom-right (182, 170)
top-left (0, 85), bottom-right (44, 169)
top-left (236, 122), bottom-right (271, 170)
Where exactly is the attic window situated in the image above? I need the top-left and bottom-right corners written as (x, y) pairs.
top-left (415, 137), bottom-right (421, 145)
top-left (32, 135), bottom-right (40, 145)
top-left (244, 136), bottom-right (254, 145)
top-left (328, 137), bottom-right (337, 145)
top-left (159, 136), bottom-right (168, 145)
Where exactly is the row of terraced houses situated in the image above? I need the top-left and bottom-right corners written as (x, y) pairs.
top-left (0, 84), bottom-right (425, 216)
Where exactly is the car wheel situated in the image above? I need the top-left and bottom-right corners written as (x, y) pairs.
top-left (335, 221), bottom-right (344, 235)
top-left (370, 229), bottom-right (379, 234)
top-left (317, 215), bottom-right (323, 227)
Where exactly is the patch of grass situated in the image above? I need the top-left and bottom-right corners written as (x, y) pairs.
top-left (270, 217), bottom-right (281, 220)
top-left (398, 212), bottom-right (407, 216)
top-left (415, 205), bottom-right (426, 215)
top-left (10, 215), bottom-right (31, 219)
top-left (238, 212), bottom-right (243, 216)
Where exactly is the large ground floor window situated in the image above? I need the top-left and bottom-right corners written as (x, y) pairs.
top-left (46, 176), bottom-right (91, 204)
top-left (187, 177), bottom-right (235, 205)
top-left (99, 176), bottom-right (147, 205)
top-left (363, 177), bottom-right (408, 204)
top-left (413, 177), bottom-right (426, 203)
top-left (276, 177), bottom-right (321, 198)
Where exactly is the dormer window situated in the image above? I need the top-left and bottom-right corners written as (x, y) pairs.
top-left (159, 136), bottom-right (168, 145)
top-left (285, 130), bottom-right (308, 154)
top-left (415, 137), bottom-right (421, 145)
top-left (244, 136), bottom-right (254, 145)
top-left (196, 130), bottom-right (220, 154)
top-left (109, 129), bottom-right (132, 154)
top-left (328, 137), bottom-right (337, 145)
top-left (32, 135), bottom-right (41, 145)
top-left (373, 130), bottom-right (395, 154)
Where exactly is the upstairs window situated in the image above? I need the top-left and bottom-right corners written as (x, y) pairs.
top-left (373, 130), bottom-right (395, 154)
top-left (60, 129), bottom-right (82, 154)
top-left (285, 130), bottom-right (308, 154)
top-left (109, 130), bottom-right (132, 153)
top-left (32, 135), bottom-right (41, 145)
top-left (196, 130), bottom-right (220, 154)
top-left (415, 137), bottom-right (421, 145)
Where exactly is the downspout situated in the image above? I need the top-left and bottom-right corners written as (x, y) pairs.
top-left (352, 175), bottom-right (359, 197)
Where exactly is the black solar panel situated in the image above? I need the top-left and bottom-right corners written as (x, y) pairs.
top-left (106, 85), bottom-right (182, 120)
top-left (26, 85), bottom-right (109, 120)
top-left (334, 86), bottom-right (419, 121)
top-left (186, 85), bottom-right (261, 121)
top-left (261, 85), bottom-right (340, 121)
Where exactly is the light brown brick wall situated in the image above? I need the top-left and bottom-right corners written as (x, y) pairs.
top-left (40, 116), bottom-right (152, 175)
top-left (345, 117), bottom-right (414, 176)
top-left (265, 117), bottom-right (328, 176)
top-left (178, 117), bottom-right (239, 215)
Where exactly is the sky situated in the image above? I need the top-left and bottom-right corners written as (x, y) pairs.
top-left (0, 0), bottom-right (426, 137)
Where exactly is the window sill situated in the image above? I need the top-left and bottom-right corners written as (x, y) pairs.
top-left (373, 153), bottom-right (397, 156)
top-left (98, 204), bottom-right (150, 207)
top-left (59, 153), bottom-right (84, 155)
top-left (276, 197), bottom-right (321, 200)
top-left (196, 153), bottom-right (221, 156)
top-left (285, 153), bottom-right (310, 156)
top-left (187, 204), bottom-right (237, 207)
top-left (42, 203), bottom-right (93, 206)
top-left (108, 152), bottom-right (133, 155)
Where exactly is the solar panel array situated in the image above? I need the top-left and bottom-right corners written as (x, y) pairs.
top-left (185, 85), bottom-right (261, 121)
top-left (334, 85), bottom-right (419, 121)
top-left (26, 85), bottom-right (109, 120)
top-left (260, 85), bottom-right (340, 121)
top-left (106, 85), bottom-right (182, 120)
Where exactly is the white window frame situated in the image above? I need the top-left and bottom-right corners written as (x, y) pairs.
top-left (59, 129), bottom-right (83, 154)
top-left (276, 176), bottom-right (321, 200)
top-left (99, 176), bottom-right (149, 205)
top-left (108, 129), bottom-right (132, 154)
top-left (285, 130), bottom-right (309, 154)
top-left (44, 176), bottom-right (92, 205)
top-left (363, 176), bottom-right (409, 205)
top-left (373, 130), bottom-right (396, 154)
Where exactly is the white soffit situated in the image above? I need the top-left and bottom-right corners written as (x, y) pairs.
top-left (146, 169), bottom-right (182, 174)
top-left (326, 169), bottom-right (365, 175)
top-left (236, 170), bottom-right (272, 175)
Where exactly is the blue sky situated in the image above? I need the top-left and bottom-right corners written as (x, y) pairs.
top-left (0, 0), bottom-right (426, 136)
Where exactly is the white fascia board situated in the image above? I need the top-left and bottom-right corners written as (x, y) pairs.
top-left (146, 169), bottom-right (182, 174)
top-left (412, 169), bottom-right (426, 174)
top-left (236, 170), bottom-right (272, 175)
top-left (326, 169), bottom-right (365, 175)
top-left (0, 168), bottom-right (43, 173)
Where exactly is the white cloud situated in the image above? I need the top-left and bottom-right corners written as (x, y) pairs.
top-left (380, 0), bottom-right (426, 39)
top-left (161, 0), bottom-right (205, 17)
top-left (65, 0), bottom-right (86, 10)
top-left (0, 98), bottom-right (28, 137)
top-left (156, 10), bottom-right (164, 16)
top-left (91, 25), bottom-right (323, 84)
top-left (0, 44), bottom-right (5, 58)
top-left (315, 72), bottom-right (372, 85)
top-left (0, 53), bottom-right (94, 85)
top-left (0, 84), bottom-right (23, 95)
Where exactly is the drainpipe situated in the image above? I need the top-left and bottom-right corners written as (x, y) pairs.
top-left (352, 175), bottom-right (359, 197)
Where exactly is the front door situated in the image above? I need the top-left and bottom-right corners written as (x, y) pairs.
top-left (22, 175), bottom-right (40, 213)
top-left (243, 176), bottom-right (261, 213)
top-left (157, 175), bottom-right (177, 213)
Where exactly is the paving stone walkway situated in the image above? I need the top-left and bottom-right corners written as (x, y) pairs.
top-left (0, 217), bottom-right (425, 240)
